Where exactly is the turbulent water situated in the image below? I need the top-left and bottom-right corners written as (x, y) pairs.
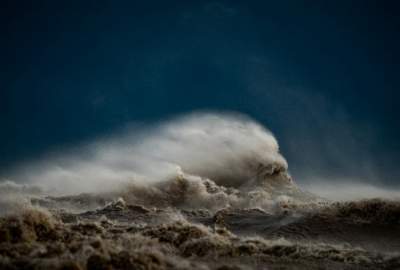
top-left (0, 113), bottom-right (399, 270)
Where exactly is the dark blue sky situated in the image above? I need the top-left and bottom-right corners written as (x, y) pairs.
top-left (1, 1), bottom-right (399, 184)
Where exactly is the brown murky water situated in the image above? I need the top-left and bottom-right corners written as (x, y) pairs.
top-left (1, 178), bottom-right (400, 270)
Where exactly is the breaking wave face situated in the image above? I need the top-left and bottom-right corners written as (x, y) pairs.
top-left (2, 112), bottom-right (400, 270)
top-left (1, 112), bottom-right (302, 211)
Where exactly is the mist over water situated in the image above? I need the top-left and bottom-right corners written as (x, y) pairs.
top-left (2, 111), bottom-right (399, 204)
top-left (3, 112), bottom-right (288, 195)
top-left (301, 180), bottom-right (400, 201)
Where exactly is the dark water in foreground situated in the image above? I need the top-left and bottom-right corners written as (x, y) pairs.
top-left (1, 185), bottom-right (400, 270)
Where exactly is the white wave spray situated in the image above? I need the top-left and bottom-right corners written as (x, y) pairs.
top-left (3, 112), bottom-right (290, 197)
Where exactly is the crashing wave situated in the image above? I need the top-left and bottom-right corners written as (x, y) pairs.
top-left (0, 113), bottom-right (318, 213)
top-left (1, 112), bottom-right (399, 269)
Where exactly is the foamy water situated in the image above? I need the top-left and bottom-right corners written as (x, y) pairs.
top-left (1, 112), bottom-right (400, 270)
